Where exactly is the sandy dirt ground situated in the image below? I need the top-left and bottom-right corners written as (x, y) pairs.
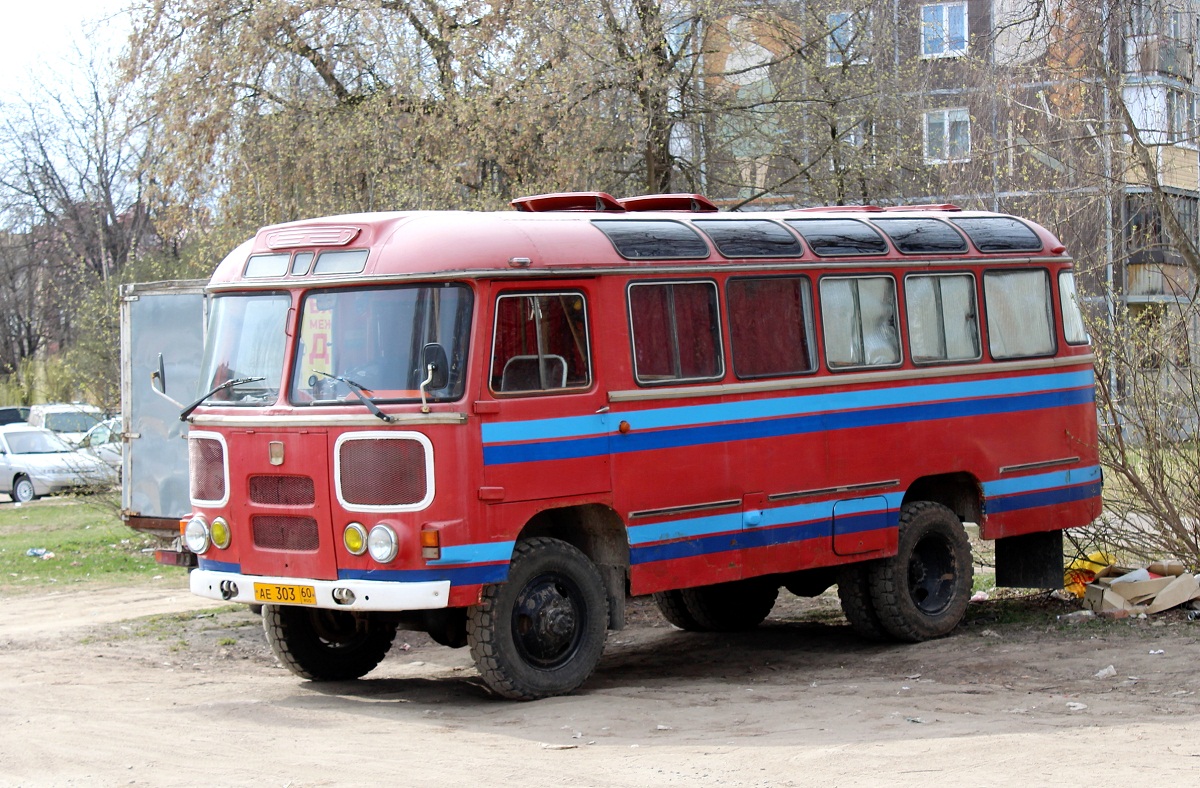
top-left (2, 577), bottom-right (1200, 788)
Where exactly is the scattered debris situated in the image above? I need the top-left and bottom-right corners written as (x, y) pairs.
top-left (1058, 610), bottom-right (1095, 624)
top-left (905, 717), bottom-right (926, 724)
top-left (970, 591), bottom-right (989, 602)
top-left (1066, 702), bottom-right (1088, 711)
top-left (1149, 649), bottom-right (1165, 655)
top-left (1080, 560), bottom-right (1200, 616)
top-left (1093, 665), bottom-right (1117, 680)
top-left (540, 744), bottom-right (578, 751)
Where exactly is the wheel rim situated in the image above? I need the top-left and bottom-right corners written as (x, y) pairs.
top-left (14, 478), bottom-right (33, 502)
top-left (511, 571), bottom-right (587, 669)
top-left (906, 533), bottom-right (957, 615)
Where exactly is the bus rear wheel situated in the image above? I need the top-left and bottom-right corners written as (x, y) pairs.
top-left (868, 501), bottom-right (973, 642)
top-left (467, 537), bottom-right (608, 700)
top-left (678, 579), bottom-right (778, 632)
top-left (263, 605), bottom-right (397, 681)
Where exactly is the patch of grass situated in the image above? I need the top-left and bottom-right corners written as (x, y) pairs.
top-left (218, 637), bottom-right (237, 646)
top-left (0, 497), bottom-right (165, 590)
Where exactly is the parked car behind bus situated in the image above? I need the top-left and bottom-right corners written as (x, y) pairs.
top-left (0, 424), bottom-right (117, 503)
top-left (27, 403), bottom-right (105, 445)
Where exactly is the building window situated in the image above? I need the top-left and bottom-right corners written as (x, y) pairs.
top-left (921, 3), bottom-right (967, 58)
top-left (827, 11), bottom-right (868, 66)
top-left (924, 108), bottom-right (970, 163)
top-left (1167, 88), bottom-right (1197, 145)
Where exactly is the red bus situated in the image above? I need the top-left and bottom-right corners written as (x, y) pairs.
top-left (170, 192), bottom-right (1101, 699)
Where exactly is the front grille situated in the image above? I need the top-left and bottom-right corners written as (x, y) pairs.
top-left (252, 516), bottom-right (320, 551)
top-left (189, 437), bottom-right (226, 502)
top-left (339, 437), bottom-right (428, 506)
top-left (249, 475), bottom-right (315, 506)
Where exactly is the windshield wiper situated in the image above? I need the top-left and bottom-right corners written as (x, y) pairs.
top-left (313, 371), bottom-right (394, 423)
top-left (179, 376), bottom-right (267, 421)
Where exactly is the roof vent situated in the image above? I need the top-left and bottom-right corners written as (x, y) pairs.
top-left (511, 192), bottom-right (625, 212)
top-left (618, 193), bottom-right (719, 212)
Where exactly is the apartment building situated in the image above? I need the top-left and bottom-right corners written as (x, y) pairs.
top-left (705, 0), bottom-right (1200, 358)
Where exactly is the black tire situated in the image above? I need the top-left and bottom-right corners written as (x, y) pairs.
top-left (836, 564), bottom-right (889, 640)
top-left (262, 605), bottom-right (397, 681)
top-left (12, 475), bottom-right (35, 504)
top-left (868, 501), bottom-right (973, 642)
top-left (678, 579), bottom-right (778, 632)
top-left (467, 537), bottom-right (608, 700)
top-left (653, 590), bottom-right (707, 631)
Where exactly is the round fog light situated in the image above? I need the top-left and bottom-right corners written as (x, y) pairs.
top-left (367, 524), bottom-right (398, 563)
top-left (210, 517), bottom-right (231, 550)
top-left (184, 516), bottom-right (211, 554)
top-left (343, 522), bottom-right (367, 555)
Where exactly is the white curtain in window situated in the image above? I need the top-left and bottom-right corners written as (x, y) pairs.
top-left (859, 277), bottom-right (900, 364)
top-left (985, 270), bottom-right (1055, 358)
top-left (821, 278), bottom-right (861, 366)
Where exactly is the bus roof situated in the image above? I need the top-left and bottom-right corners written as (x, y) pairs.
top-left (210, 194), bottom-right (1068, 287)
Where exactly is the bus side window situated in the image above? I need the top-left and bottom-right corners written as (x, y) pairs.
top-left (489, 292), bottom-right (592, 394)
top-left (628, 281), bottom-right (724, 384)
top-left (1059, 271), bottom-right (1090, 345)
top-left (727, 276), bottom-right (815, 378)
top-left (983, 269), bottom-right (1056, 359)
top-left (819, 276), bottom-right (901, 369)
top-left (905, 273), bottom-right (980, 364)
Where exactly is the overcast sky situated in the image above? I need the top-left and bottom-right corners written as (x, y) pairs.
top-left (0, 0), bottom-right (131, 106)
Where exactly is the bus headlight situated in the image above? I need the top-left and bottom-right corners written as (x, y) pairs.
top-left (184, 515), bottom-right (211, 554)
top-left (343, 522), bottom-right (367, 555)
top-left (210, 517), bottom-right (231, 550)
top-left (367, 524), bottom-right (398, 563)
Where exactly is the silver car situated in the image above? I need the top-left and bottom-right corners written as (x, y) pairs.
top-left (0, 424), bottom-right (118, 503)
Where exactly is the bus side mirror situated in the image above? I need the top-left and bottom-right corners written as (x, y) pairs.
top-left (151, 353), bottom-right (168, 395)
top-left (422, 343), bottom-right (449, 390)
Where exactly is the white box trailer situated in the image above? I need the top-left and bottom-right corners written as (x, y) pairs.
top-left (119, 280), bottom-right (207, 551)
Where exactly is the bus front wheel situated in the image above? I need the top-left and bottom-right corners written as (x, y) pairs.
top-left (868, 501), bottom-right (973, 642)
top-left (467, 537), bottom-right (608, 700)
top-left (263, 605), bottom-right (397, 681)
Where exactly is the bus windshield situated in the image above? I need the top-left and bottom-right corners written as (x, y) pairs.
top-left (197, 294), bottom-right (291, 405)
top-left (289, 284), bottom-right (473, 405)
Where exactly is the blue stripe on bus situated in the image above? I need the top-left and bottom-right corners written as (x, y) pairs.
top-left (982, 465), bottom-right (1101, 497)
top-left (197, 558), bottom-right (240, 573)
top-left (484, 386), bottom-right (1095, 466)
top-left (426, 540), bottom-right (516, 566)
top-left (338, 563), bottom-right (509, 585)
top-left (986, 480), bottom-right (1103, 514)
top-left (480, 370), bottom-right (1095, 445)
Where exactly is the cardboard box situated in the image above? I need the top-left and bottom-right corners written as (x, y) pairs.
top-left (1108, 576), bottom-right (1176, 604)
top-left (1145, 573), bottom-right (1200, 614)
top-left (1084, 583), bottom-right (1133, 613)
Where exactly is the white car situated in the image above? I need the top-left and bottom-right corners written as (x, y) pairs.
top-left (26, 403), bottom-right (106, 445)
top-left (80, 418), bottom-right (122, 471)
top-left (0, 424), bottom-right (118, 503)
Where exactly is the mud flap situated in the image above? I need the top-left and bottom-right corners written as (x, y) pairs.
top-left (995, 529), bottom-right (1063, 588)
